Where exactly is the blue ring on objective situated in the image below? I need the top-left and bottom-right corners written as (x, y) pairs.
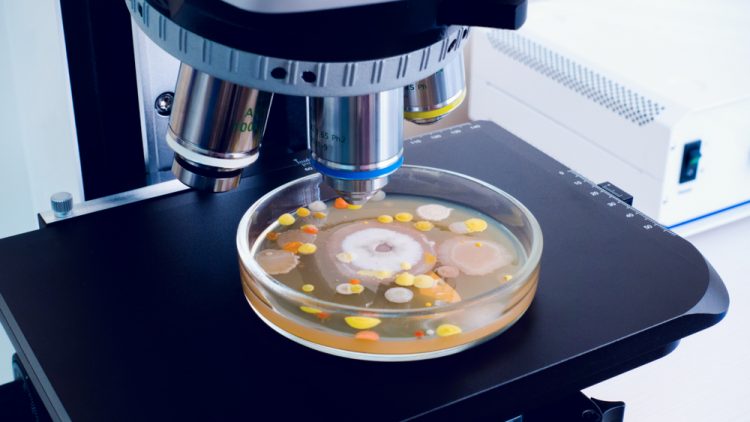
top-left (310, 156), bottom-right (404, 180)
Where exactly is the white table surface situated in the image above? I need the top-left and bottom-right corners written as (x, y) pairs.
top-left (0, 217), bottom-right (747, 419)
top-left (585, 216), bottom-right (750, 421)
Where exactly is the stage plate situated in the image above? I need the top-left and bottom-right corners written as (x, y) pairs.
top-left (0, 122), bottom-right (727, 421)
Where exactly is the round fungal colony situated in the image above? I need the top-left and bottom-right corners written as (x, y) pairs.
top-left (249, 193), bottom-right (530, 355)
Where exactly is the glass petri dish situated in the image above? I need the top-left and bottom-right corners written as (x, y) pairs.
top-left (237, 165), bottom-right (542, 361)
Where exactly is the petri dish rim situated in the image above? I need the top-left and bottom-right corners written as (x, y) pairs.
top-left (236, 164), bottom-right (543, 317)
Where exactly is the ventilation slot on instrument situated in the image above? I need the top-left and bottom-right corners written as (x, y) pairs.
top-left (487, 30), bottom-right (666, 126)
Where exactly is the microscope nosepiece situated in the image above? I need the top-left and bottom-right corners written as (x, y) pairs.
top-left (308, 88), bottom-right (404, 204)
top-left (404, 53), bottom-right (466, 125)
top-left (167, 63), bottom-right (273, 192)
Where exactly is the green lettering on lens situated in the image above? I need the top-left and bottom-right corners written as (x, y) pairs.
top-left (234, 108), bottom-right (256, 133)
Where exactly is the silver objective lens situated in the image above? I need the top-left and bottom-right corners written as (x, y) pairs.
top-left (404, 52), bottom-right (466, 125)
top-left (168, 63), bottom-right (273, 192)
top-left (307, 88), bottom-right (403, 205)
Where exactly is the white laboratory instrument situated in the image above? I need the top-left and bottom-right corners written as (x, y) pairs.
top-left (469, 0), bottom-right (750, 235)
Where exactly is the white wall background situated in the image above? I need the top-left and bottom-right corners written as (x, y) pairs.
top-left (0, 0), bottom-right (83, 383)
top-left (0, 6), bottom-right (37, 239)
top-left (0, 0), bottom-right (83, 239)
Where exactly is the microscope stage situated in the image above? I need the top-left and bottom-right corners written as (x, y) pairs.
top-left (0, 122), bottom-right (727, 420)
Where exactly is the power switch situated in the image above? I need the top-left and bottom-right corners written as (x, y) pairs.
top-left (679, 140), bottom-right (702, 183)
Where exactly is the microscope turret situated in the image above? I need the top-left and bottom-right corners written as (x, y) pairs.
top-left (126, 0), bottom-right (527, 200)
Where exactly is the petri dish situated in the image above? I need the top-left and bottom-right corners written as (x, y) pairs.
top-left (237, 165), bottom-right (542, 361)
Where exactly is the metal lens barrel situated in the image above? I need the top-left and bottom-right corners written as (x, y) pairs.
top-left (307, 88), bottom-right (404, 204)
top-left (404, 53), bottom-right (466, 124)
top-left (167, 63), bottom-right (273, 192)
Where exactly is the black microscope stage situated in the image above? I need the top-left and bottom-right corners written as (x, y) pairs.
top-left (0, 122), bottom-right (727, 421)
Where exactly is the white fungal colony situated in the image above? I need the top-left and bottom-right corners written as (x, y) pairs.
top-left (319, 221), bottom-right (437, 285)
top-left (341, 228), bottom-right (423, 273)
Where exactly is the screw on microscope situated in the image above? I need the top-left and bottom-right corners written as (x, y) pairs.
top-left (50, 192), bottom-right (73, 218)
top-left (155, 92), bottom-right (175, 116)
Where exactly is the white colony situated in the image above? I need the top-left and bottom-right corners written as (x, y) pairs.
top-left (308, 200), bottom-right (327, 212)
top-left (416, 203), bottom-right (452, 221)
top-left (341, 228), bottom-right (423, 273)
top-left (317, 221), bottom-right (437, 286)
top-left (384, 287), bottom-right (414, 303)
top-left (448, 221), bottom-right (471, 234)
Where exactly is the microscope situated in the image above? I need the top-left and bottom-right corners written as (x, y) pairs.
top-left (126, 0), bottom-right (527, 203)
top-left (0, 1), bottom-right (729, 420)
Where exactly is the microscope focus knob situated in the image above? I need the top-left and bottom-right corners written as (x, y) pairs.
top-left (50, 192), bottom-right (73, 218)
